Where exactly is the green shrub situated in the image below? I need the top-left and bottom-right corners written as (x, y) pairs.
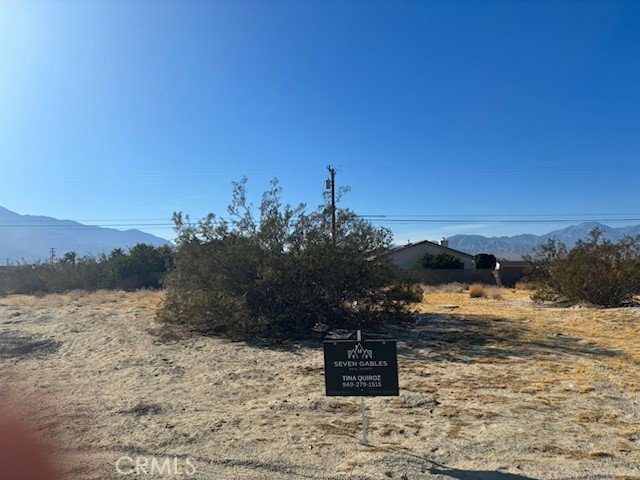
top-left (416, 252), bottom-right (464, 269)
top-left (525, 228), bottom-right (640, 307)
top-left (158, 178), bottom-right (421, 340)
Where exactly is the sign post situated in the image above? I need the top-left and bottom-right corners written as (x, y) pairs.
top-left (323, 330), bottom-right (399, 445)
top-left (356, 330), bottom-right (368, 445)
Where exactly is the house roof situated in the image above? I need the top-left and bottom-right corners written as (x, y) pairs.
top-left (377, 240), bottom-right (474, 259)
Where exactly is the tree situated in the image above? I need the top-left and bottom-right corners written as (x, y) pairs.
top-left (158, 178), bottom-right (421, 339)
top-left (108, 244), bottom-right (174, 290)
top-left (472, 254), bottom-right (497, 270)
top-left (416, 252), bottom-right (464, 269)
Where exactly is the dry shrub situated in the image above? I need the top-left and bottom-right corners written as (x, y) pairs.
top-left (437, 282), bottom-right (466, 293)
top-left (469, 283), bottom-right (487, 298)
top-left (526, 229), bottom-right (640, 307)
top-left (487, 287), bottom-right (503, 300)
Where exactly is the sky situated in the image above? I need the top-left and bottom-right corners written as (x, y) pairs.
top-left (1, 0), bottom-right (639, 244)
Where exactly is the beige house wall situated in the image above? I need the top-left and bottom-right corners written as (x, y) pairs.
top-left (382, 242), bottom-right (473, 270)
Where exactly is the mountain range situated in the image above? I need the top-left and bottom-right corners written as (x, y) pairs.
top-left (0, 206), bottom-right (171, 263)
top-left (2, 206), bottom-right (638, 263)
top-left (448, 222), bottom-right (640, 259)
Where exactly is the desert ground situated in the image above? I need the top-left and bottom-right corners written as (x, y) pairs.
top-left (1, 287), bottom-right (639, 480)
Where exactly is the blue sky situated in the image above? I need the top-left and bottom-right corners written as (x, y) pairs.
top-left (1, 0), bottom-right (639, 243)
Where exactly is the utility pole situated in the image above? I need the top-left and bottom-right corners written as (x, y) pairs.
top-left (326, 165), bottom-right (336, 243)
top-left (49, 247), bottom-right (56, 264)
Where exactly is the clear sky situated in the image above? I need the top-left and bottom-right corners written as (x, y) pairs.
top-left (1, 0), bottom-right (639, 243)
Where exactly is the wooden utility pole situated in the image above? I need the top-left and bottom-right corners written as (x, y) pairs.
top-left (326, 165), bottom-right (336, 243)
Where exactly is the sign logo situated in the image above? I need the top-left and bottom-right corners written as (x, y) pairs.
top-left (347, 343), bottom-right (372, 360)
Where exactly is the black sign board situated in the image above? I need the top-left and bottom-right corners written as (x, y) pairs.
top-left (323, 338), bottom-right (399, 396)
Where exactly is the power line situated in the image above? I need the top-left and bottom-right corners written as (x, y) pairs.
top-left (359, 212), bottom-right (640, 218)
top-left (0, 167), bottom-right (315, 180)
top-left (0, 212), bottom-right (636, 222)
top-left (0, 223), bottom-right (175, 230)
top-left (0, 163), bottom-right (636, 182)
top-left (365, 218), bottom-right (640, 224)
top-left (0, 217), bottom-right (640, 230)
top-left (5, 212), bottom-right (638, 223)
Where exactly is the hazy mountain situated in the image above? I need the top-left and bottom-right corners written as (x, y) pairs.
top-left (0, 206), bottom-right (171, 263)
top-left (448, 222), bottom-right (640, 260)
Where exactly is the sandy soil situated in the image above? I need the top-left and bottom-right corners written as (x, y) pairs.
top-left (1, 288), bottom-right (639, 480)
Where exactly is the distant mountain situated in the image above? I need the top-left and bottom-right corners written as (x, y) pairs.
top-left (448, 222), bottom-right (640, 260)
top-left (0, 206), bottom-right (171, 263)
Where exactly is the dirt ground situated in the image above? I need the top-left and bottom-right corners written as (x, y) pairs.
top-left (1, 287), bottom-right (639, 480)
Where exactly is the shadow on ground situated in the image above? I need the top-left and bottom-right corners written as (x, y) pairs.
top-left (152, 308), bottom-right (632, 369)
top-left (428, 467), bottom-right (538, 480)
top-left (393, 312), bottom-right (628, 363)
top-left (0, 330), bottom-right (61, 360)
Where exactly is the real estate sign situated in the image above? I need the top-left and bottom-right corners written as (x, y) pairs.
top-left (323, 338), bottom-right (399, 396)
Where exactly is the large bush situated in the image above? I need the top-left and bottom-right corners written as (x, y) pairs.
top-left (158, 178), bottom-right (421, 339)
top-left (525, 229), bottom-right (640, 307)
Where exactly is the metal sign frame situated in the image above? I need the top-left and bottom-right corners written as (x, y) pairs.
top-left (323, 330), bottom-right (399, 445)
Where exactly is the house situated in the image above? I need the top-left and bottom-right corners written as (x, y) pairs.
top-left (378, 238), bottom-right (474, 270)
top-left (377, 238), bottom-right (526, 286)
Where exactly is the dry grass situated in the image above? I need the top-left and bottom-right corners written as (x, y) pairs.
top-left (0, 289), bottom-right (164, 309)
top-left (486, 287), bottom-right (503, 300)
top-left (420, 283), bottom-right (467, 295)
top-left (2, 288), bottom-right (640, 479)
top-left (436, 282), bottom-right (467, 294)
top-left (515, 280), bottom-right (537, 290)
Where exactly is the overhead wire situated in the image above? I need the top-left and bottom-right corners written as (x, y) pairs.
top-left (0, 214), bottom-right (639, 230)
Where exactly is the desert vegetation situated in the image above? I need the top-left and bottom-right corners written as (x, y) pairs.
top-left (0, 244), bottom-right (174, 295)
top-left (158, 178), bottom-right (421, 339)
top-left (525, 228), bottom-right (640, 307)
top-left (467, 283), bottom-right (486, 298)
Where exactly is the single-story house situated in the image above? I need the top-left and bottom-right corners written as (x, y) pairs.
top-left (377, 238), bottom-right (474, 270)
top-left (376, 238), bottom-right (527, 286)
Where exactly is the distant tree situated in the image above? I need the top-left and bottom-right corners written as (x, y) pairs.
top-left (473, 253), bottom-right (497, 270)
top-left (416, 252), bottom-right (464, 269)
top-left (108, 244), bottom-right (174, 290)
top-left (60, 252), bottom-right (77, 266)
